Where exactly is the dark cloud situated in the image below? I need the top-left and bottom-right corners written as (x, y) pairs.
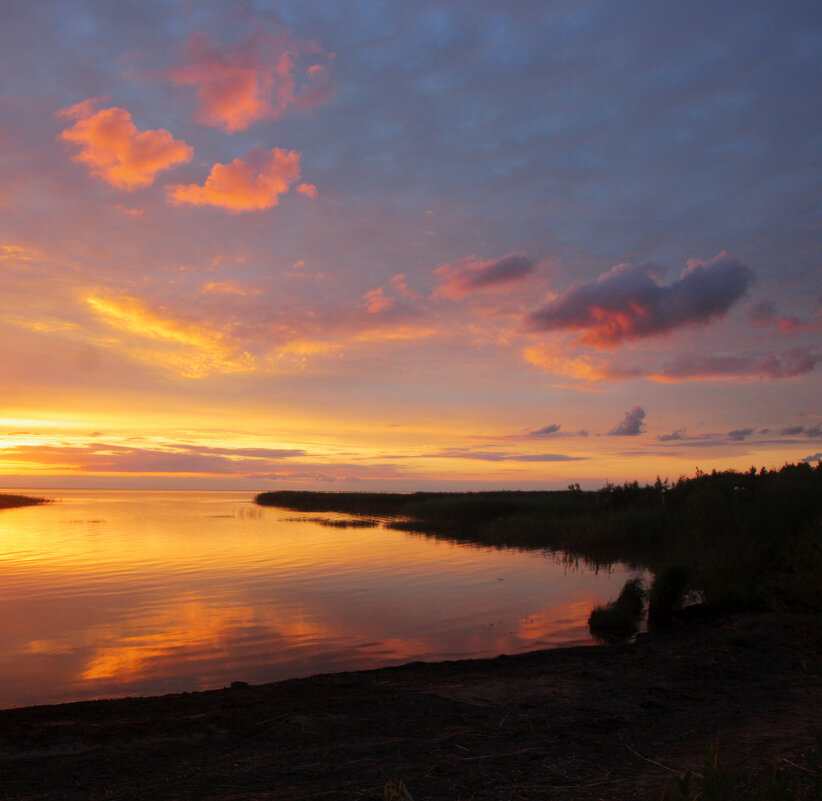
top-left (727, 428), bottom-right (755, 441)
top-left (780, 426), bottom-right (805, 436)
top-left (528, 252), bottom-right (754, 347)
top-left (750, 297), bottom-right (822, 333)
top-left (422, 448), bottom-right (583, 462)
top-left (610, 406), bottom-right (646, 436)
top-left (517, 453), bottom-right (585, 462)
top-left (803, 453), bottom-right (822, 463)
top-left (807, 424), bottom-right (822, 438)
top-left (654, 347), bottom-right (820, 381)
top-left (528, 424), bottom-right (561, 437)
top-left (434, 253), bottom-right (536, 299)
top-left (658, 429), bottom-right (686, 441)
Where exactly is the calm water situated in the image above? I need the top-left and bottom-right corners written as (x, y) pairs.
top-left (0, 489), bottom-right (639, 709)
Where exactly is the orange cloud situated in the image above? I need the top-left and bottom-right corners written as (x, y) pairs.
top-left (167, 147), bottom-right (302, 212)
top-left (202, 281), bottom-right (259, 296)
top-left (523, 344), bottom-right (641, 383)
top-left (58, 104), bottom-right (193, 190)
top-left (361, 287), bottom-right (394, 314)
top-left (296, 182), bottom-right (318, 198)
top-left (56, 96), bottom-right (110, 120)
top-left (169, 31), bottom-right (332, 133)
top-left (86, 295), bottom-right (253, 377)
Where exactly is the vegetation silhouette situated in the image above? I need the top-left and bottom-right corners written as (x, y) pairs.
top-left (256, 460), bottom-right (822, 615)
top-left (0, 493), bottom-right (49, 510)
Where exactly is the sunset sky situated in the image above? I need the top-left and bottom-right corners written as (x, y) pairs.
top-left (1, 1), bottom-right (820, 490)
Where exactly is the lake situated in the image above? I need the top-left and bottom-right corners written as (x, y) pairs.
top-left (0, 489), bottom-right (640, 709)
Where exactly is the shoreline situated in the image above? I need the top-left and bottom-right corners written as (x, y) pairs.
top-left (1, 610), bottom-right (819, 800)
top-left (0, 492), bottom-right (50, 510)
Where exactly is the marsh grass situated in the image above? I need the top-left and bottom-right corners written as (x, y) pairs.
top-left (280, 515), bottom-right (380, 529)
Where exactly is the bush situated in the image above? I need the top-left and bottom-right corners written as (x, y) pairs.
top-left (648, 565), bottom-right (690, 628)
top-left (588, 577), bottom-right (646, 643)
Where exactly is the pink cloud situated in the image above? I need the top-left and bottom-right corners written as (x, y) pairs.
top-left (434, 253), bottom-right (537, 299)
top-left (390, 274), bottom-right (419, 300)
top-left (361, 287), bottom-right (394, 314)
top-left (528, 251), bottom-right (754, 348)
top-left (167, 147), bottom-right (302, 212)
top-left (56, 96), bottom-right (110, 121)
top-left (168, 30), bottom-right (332, 133)
top-left (296, 182), bottom-right (318, 198)
top-left (58, 103), bottom-right (193, 190)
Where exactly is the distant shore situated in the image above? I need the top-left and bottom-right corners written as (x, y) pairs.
top-left (0, 610), bottom-right (818, 800)
top-left (0, 492), bottom-right (49, 510)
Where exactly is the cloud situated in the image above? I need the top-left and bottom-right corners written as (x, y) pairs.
top-left (202, 281), bottom-right (260, 297)
top-left (609, 406), bottom-right (646, 436)
top-left (350, 277), bottom-right (433, 340)
top-left (296, 183), bottom-right (318, 198)
top-left (58, 103), bottom-right (192, 190)
top-left (658, 429), bottom-right (686, 441)
top-left (750, 297), bottom-right (822, 333)
top-left (727, 428), bottom-right (755, 441)
top-left (528, 252), bottom-right (754, 347)
top-left (86, 295), bottom-right (253, 377)
top-left (389, 274), bottom-right (419, 300)
top-left (0, 442), bottom-right (305, 475)
top-left (167, 147), bottom-right (302, 211)
top-left (168, 30), bottom-right (332, 133)
top-left (525, 339), bottom-right (820, 384)
top-left (528, 424), bottom-right (561, 437)
top-left (422, 448), bottom-right (583, 462)
top-left (780, 426), bottom-right (805, 436)
top-left (523, 344), bottom-right (643, 382)
top-left (434, 253), bottom-right (537, 299)
top-left (803, 453), bottom-right (822, 464)
top-left (652, 347), bottom-right (820, 381)
top-left (57, 96), bottom-right (110, 121)
top-left (361, 287), bottom-right (394, 314)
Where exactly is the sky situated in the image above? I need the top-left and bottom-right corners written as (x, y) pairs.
top-left (1, 0), bottom-right (820, 490)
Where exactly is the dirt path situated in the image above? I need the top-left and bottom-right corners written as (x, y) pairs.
top-left (0, 612), bottom-right (819, 800)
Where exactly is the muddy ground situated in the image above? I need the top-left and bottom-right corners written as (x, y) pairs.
top-left (0, 611), bottom-right (820, 800)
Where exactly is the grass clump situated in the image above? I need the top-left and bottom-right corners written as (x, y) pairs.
top-left (588, 577), bottom-right (646, 643)
top-left (661, 741), bottom-right (822, 800)
top-left (382, 780), bottom-right (414, 801)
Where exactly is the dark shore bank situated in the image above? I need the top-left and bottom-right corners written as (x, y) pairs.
top-left (0, 493), bottom-right (49, 510)
top-left (1, 611), bottom-right (820, 801)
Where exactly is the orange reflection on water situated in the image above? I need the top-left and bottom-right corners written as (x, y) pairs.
top-left (0, 490), bottom-right (639, 708)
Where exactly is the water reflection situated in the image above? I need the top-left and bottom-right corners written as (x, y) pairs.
top-left (0, 489), bottom-right (640, 708)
